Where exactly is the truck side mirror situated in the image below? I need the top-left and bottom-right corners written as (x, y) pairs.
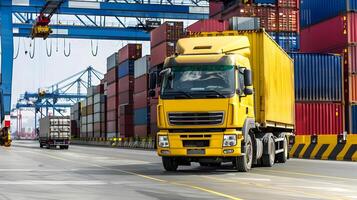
top-left (244, 69), bottom-right (252, 87)
top-left (149, 72), bottom-right (157, 90)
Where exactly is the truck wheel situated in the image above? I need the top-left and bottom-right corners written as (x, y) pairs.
top-left (199, 163), bottom-right (209, 167)
top-left (40, 144), bottom-right (43, 148)
top-left (46, 145), bottom-right (50, 149)
top-left (162, 157), bottom-right (178, 171)
top-left (276, 136), bottom-right (288, 163)
top-left (235, 134), bottom-right (253, 172)
top-left (262, 136), bottom-right (275, 167)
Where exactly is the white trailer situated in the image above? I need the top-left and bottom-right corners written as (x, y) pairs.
top-left (39, 116), bottom-right (71, 149)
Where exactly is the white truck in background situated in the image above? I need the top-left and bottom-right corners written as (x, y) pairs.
top-left (39, 116), bottom-right (71, 149)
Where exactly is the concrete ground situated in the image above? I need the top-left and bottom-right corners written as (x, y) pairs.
top-left (0, 140), bottom-right (357, 200)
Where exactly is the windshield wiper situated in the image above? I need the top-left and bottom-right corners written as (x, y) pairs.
top-left (165, 91), bottom-right (193, 98)
top-left (194, 90), bottom-right (226, 98)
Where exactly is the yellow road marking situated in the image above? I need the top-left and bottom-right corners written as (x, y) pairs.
top-left (255, 168), bottom-right (357, 182)
top-left (201, 175), bottom-right (348, 200)
top-left (26, 150), bottom-right (242, 200)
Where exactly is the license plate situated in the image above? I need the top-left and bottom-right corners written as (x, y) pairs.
top-left (187, 149), bottom-right (205, 155)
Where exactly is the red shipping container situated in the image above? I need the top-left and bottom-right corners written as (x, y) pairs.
top-left (106, 120), bottom-right (117, 133)
top-left (120, 115), bottom-right (133, 125)
top-left (118, 44), bottom-right (142, 64)
top-left (295, 103), bottom-right (344, 135)
top-left (93, 132), bottom-right (101, 138)
top-left (134, 91), bottom-right (148, 109)
top-left (134, 75), bottom-right (148, 94)
top-left (150, 42), bottom-right (176, 67)
top-left (150, 123), bottom-right (159, 136)
top-left (346, 74), bottom-right (357, 103)
top-left (277, 8), bottom-right (299, 32)
top-left (150, 21), bottom-right (184, 48)
top-left (94, 122), bottom-right (101, 132)
top-left (107, 96), bottom-right (117, 111)
top-left (107, 82), bottom-right (117, 97)
top-left (209, 1), bottom-right (223, 17)
top-left (187, 19), bottom-right (229, 33)
top-left (134, 125), bottom-right (149, 137)
top-left (106, 110), bottom-right (117, 121)
top-left (95, 84), bottom-right (104, 94)
top-left (150, 103), bottom-right (157, 123)
top-left (301, 13), bottom-right (357, 53)
top-left (120, 104), bottom-right (134, 116)
top-left (118, 91), bottom-right (133, 105)
top-left (107, 67), bottom-right (118, 84)
top-left (118, 75), bottom-right (134, 93)
top-left (277, 0), bottom-right (299, 9)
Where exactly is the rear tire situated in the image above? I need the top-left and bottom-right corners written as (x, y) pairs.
top-left (262, 136), bottom-right (275, 167)
top-left (162, 157), bottom-right (178, 171)
top-left (234, 134), bottom-right (253, 172)
top-left (276, 136), bottom-right (288, 163)
top-left (40, 144), bottom-right (43, 148)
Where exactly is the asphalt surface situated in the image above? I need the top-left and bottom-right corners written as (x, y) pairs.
top-left (1, 140), bottom-right (357, 200)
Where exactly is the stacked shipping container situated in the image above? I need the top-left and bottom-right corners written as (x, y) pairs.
top-left (106, 53), bottom-right (119, 139)
top-left (299, 0), bottom-right (357, 134)
top-left (118, 44), bottom-right (142, 138)
top-left (290, 53), bottom-right (345, 135)
top-left (209, 0), bottom-right (300, 52)
top-left (93, 84), bottom-right (106, 138)
top-left (80, 100), bottom-right (87, 138)
top-left (70, 102), bottom-right (80, 138)
top-left (134, 56), bottom-right (150, 137)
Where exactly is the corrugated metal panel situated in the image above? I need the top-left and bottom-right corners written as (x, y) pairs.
top-left (348, 74), bottom-right (357, 103)
top-left (106, 96), bottom-right (117, 111)
top-left (229, 17), bottom-right (261, 31)
top-left (300, 0), bottom-right (357, 28)
top-left (134, 125), bottom-right (149, 137)
top-left (187, 19), bottom-right (229, 32)
top-left (119, 91), bottom-right (134, 105)
top-left (134, 55), bottom-right (150, 78)
top-left (351, 104), bottom-right (357, 134)
top-left (268, 32), bottom-right (300, 52)
top-left (150, 41), bottom-right (176, 67)
top-left (290, 53), bottom-right (343, 102)
top-left (118, 75), bottom-right (134, 93)
top-left (107, 67), bottom-right (118, 84)
top-left (107, 82), bottom-right (117, 98)
top-left (118, 60), bottom-right (135, 78)
top-left (93, 94), bottom-right (105, 103)
top-left (301, 13), bottom-right (357, 53)
top-left (150, 21), bottom-right (184, 48)
top-left (134, 90), bottom-right (148, 109)
top-left (209, 1), bottom-right (223, 17)
top-left (134, 107), bottom-right (149, 125)
top-left (118, 44), bottom-right (142, 64)
top-left (107, 52), bottom-right (118, 70)
top-left (106, 121), bottom-right (117, 133)
top-left (295, 103), bottom-right (344, 135)
top-left (134, 75), bottom-right (148, 94)
top-left (106, 110), bottom-right (117, 121)
top-left (253, 0), bottom-right (276, 4)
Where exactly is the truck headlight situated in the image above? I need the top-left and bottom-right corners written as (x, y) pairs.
top-left (223, 135), bottom-right (237, 147)
top-left (158, 135), bottom-right (169, 148)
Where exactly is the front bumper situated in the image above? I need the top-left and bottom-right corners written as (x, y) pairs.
top-left (157, 129), bottom-right (243, 157)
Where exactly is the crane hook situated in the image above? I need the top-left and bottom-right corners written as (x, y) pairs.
top-left (46, 39), bottom-right (52, 57)
top-left (13, 37), bottom-right (21, 60)
top-left (64, 38), bottom-right (71, 57)
top-left (91, 40), bottom-right (98, 56)
top-left (29, 39), bottom-right (36, 59)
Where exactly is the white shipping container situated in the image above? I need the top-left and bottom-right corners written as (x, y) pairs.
top-left (94, 94), bottom-right (105, 103)
top-left (229, 17), bottom-right (261, 31)
top-left (87, 123), bottom-right (94, 132)
top-left (134, 55), bottom-right (150, 78)
top-left (87, 115), bottom-right (94, 124)
top-left (93, 113), bottom-right (103, 122)
top-left (107, 52), bottom-right (119, 70)
top-left (87, 96), bottom-right (93, 105)
top-left (87, 86), bottom-right (96, 96)
top-left (81, 125), bottom-right (87, 132)
top-left (81, 116), bottom-right (87, 125)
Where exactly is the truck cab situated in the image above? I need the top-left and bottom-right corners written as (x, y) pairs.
top-left (150, 31), bottom-right (294, 172)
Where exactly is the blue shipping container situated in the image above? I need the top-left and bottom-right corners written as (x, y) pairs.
top-left (118, 60), bottom-right (135, 78)
top-left (134, 107), bottom-right (148, 125)
top-left (351, 105), bottom-right (357, 134)
top-left (268, 32), bottom-right (300, 52)
top-left (289, 53), bottom-right (342, 102)
top-left (301, 0), bottom-right (357, 28)
top-left (253, 0), bottom-right (276, 4)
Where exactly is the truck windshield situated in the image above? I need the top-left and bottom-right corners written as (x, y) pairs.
top-left (161, 65), bottom-right (235, 99)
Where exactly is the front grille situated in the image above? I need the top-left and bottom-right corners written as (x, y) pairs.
top-left (183, 140), bottom-right (210, 147)
top-left (168, 112), bottom-right (224, 126)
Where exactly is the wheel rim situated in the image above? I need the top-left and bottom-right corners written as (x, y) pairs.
top-left (246, 140), bottom-right (253, 168)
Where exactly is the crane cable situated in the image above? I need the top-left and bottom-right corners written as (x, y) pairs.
top-left (63, 38), bottom-right (71, 57)
top-left (29, 39), bottom-right (36, 59)
top-left (46, 39), bottom-right (52, 57)
top-left (13, 37), bottom-right (21, 60)
top-left (91, 40), bottom-right (98, 56)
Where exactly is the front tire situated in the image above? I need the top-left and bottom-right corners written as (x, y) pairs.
top-left (262, 136), bottom-right (275, 167)
top-left (162, 157), bottom-right (178, 171)
top-left (234, 134), bottom-right (253, 172)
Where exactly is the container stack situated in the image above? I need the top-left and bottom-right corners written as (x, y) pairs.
top-left (70, 102), bottom-right (81, 138)
top-left (149, 21), bottom-right (184, 136)
top-left (106, 52), bottom-right (119, 139)
top-left (290, 53), bottom-right (344, 136)
top-left (93, 84), bottom-right (106, 139)
top-left (299, 0), bottom-right (357, 134)
top-left (79, 99), bottom-right (87, 139)
top-left (133, 55), bottom-right (150, 138)
top-left (208, 0), bottom-right (300, 52)
top-left (86, 86), bottom-right (96, 139)
top-left (118, 44), bottom-right (142, 138)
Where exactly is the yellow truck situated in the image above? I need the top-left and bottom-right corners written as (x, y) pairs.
top-left (149, 30), bottom-right (294, 172)
top-left (0, 115), bottom-right (12, 147)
